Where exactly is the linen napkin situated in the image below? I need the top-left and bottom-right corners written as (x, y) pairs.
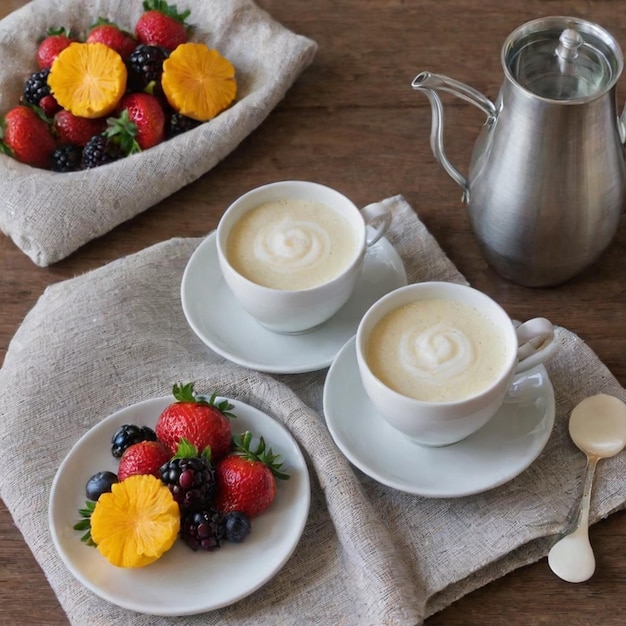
top-left (0, 0), bottom-right (317, 267)
top-left (1, 196), bottom-right (625, 625)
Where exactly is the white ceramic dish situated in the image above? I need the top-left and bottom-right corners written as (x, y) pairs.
top-left (323, 337), bottom-right (555, 498)
top-left (49, 396), bottom-right (310, 616)
top-left (181, 231), bottom-right (407, 373)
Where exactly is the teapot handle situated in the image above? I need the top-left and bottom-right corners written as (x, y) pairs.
top-left (412, 72), bottom-right (497, 201)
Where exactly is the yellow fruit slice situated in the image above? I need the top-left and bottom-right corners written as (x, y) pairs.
top-left (48, 42), bottom-right (127, 119)
top-left (161, 42), bottom-right (237, 121)
top-left (90, 474), bottom-right (180, 568)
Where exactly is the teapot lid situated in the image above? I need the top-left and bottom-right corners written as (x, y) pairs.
top-left (503, 16), bottom-right (623, 100)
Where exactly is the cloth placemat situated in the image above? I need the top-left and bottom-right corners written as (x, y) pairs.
top-left (0, 0), bottom-right (317, 267)
top-left (1, 196), bottom-right (625, 625)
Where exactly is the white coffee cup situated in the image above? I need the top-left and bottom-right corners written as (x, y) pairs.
top-left (355, 281), bottom-right (556, 446)
top-left (216, 180), bottom-right (391, 334)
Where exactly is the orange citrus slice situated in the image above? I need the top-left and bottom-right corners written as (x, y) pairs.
top-left (161, 42), bottom-right (237, 122)
top-left (48, 42), bottom-right (127, 119)
top-left (90, 474), bottom-right (180, 568)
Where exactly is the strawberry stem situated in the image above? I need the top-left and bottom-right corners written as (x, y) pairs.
top-left (232, 431), bottom-right (290, 480)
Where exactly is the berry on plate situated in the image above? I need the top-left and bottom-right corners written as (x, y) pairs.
top-left (110, 423), bottom-right (158, 458)
top-left (117, 440), bottom-right (171, 481)
top-left (85, 470), bottom-right (118, 501)
top-left (156, 382), bottom-right (235, 460)
top-left (159, 438), bottom-right (217, 512)
top-left (215, 431), bottom-right (289, 518)
top-left (135, 0), bottom-right (190, 51)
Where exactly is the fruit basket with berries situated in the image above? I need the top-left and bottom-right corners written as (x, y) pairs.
top-left (0, 0), bottom-right (316, 266)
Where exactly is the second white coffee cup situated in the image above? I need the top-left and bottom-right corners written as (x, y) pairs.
top-left (356, 282), bottom-right (556, 446)
top-left (216, 180), bottom-right (391, 334)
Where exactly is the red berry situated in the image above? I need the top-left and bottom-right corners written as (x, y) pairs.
top-left (135, 1), bottom-right (190, 51)
top-left (155, 383), bottom-right (233, 460)
top-left (53, 110), bottom-right (107, 147)
top-left (0, 105), bottom-right (57, 168)
top-left (215, 455), bottom-right (276, 518)
top-left (117, 440), bottom-right (170, 481)
top-left (116, 92), bottom-right (165, 150)
top-left (36, 29), bottom-right (75, 70)
top-left (38, 94), bottom-right (61, 118)
top-left (214, 432), bottom-right (289, 518)
top-left (86, 20), bottom-right (137, 60)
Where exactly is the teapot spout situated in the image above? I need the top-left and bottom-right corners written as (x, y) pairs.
top-left (412, 72), bottom-right (497, 198)
top-left (412, 72), bottom-right (496, 118)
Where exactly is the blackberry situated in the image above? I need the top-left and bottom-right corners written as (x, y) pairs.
top-left (111, 424), bottom-right (158, 458)
top-left (22, 68), bottom-right (51, 107)
top-left (159, 453), bottom-right (216, 511)
top-left (81, 133), bottom-right (122, 169)
top-left (50, 144), bottom-right (82, 172)
top-left (168, 113), bottom-right (201, 138)
top-left (126, 44), bottom-right (169, 91)
top-left (222, 511), bottom-right (251, 543)
top-left (180, 508), bottom-right (224, 551)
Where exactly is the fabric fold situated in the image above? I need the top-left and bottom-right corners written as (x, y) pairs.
top-left (1, 196), bottom-right (625, 625)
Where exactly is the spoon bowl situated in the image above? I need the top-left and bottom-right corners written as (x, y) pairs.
top-left (547, 394), bottom-right (626, 583)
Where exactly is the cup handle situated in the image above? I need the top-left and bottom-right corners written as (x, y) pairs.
top-left (515, 317), bottom-right (556, 373)
top-left (361, 202), bottom-right (392, 246)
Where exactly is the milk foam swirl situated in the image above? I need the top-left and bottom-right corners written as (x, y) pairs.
top-left (253, 217), bottom-right (331, 273)
top-left (399, 322), bottom-right (474, 383)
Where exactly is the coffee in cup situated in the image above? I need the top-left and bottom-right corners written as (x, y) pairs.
top-left (225, 197), bottom-right (360, 291)
top-left (216, 181), bottom-right (391, 334)
top-left (356, 282), bottom-right (556, 446)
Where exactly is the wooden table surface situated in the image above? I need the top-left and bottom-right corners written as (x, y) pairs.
top-left (1, 0), bottom-right (625, 624)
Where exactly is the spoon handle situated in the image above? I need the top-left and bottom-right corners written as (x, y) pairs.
top-left (575, 454), bottom-right (600, 530)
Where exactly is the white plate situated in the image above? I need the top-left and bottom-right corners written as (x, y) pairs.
top-left (180, 231), bottom-right (407, 374)
top-left (323, 337), bottom-right (555, 498)
top-left (49, 396), bottom-right (310, 616)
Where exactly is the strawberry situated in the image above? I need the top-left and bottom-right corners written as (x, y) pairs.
top-left (86, 18), bottom-right (137, 60)
top-left (36, 27), bottom-right (75, 70)
top-left (0, 105), bottom-right (56, 168)
top-left (117, 440), bottom-right (170, 481)
top-left (156, 383), bottom-right (235, 460)
top-left (135, 0), bottom-right (191, 51)
top-left (214, 431), bottom-right (289, 518)
top-left (54, 109), bottom-right (107, 147)
top-left (116, 92), bottom-right (165, 150)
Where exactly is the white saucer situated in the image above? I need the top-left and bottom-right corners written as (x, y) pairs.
top-left (181, 231), bottom-right (407, 374)
top-left (323, 337), bottom-right (555, 498)
top-left (49, 396), bottom-right (310, 616)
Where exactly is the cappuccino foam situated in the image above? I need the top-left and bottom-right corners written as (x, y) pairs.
top-left (366, 298), bottom-right (509, 402)
top-left (226, 199), bottom-right (359, 290)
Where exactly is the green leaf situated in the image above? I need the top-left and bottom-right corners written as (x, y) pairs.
top-left (74, 500), bottom-right (97, 548)
top-left (232, 431), bottom-right (290, 480)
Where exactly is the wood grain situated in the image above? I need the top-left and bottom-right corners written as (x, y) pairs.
top-left (1, 1), bottom-right (625, 624)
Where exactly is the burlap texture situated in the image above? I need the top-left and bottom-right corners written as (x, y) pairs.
top-left (0, 0), bottom-right (317, 267)
top-left (1, 196), bottom-right (625, 625)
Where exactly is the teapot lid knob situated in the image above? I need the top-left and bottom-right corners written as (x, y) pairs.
top-left (556, 28), bottom-right (584, 60)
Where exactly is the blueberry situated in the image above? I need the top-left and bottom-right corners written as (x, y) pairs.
top-left (85, 471), bottom-right (118, 501)
top-left (223, 511), bottom-right (251, 543)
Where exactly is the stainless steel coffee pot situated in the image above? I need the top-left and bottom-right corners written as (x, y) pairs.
top-left (412, 16), bottom-right (626, 286)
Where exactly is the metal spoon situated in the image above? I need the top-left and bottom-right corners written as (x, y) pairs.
top-left (548, 394), bottom-right (626, 583)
